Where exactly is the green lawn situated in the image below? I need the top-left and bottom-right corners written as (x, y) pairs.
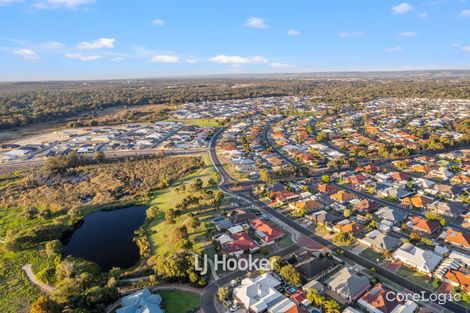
top-left (360, 248), bottom-right (389, 266)
top-left (278, 232), bottom-right (294, 248)
top-left (396, 266), bottom-right (437, 291)
top-left (159, 290), bottom-right (200, 313)
top-left (148, 153), bottom-right (228, 256)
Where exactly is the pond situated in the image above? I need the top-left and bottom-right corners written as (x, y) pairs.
top-left (62, 205), bottom-right (148, 271)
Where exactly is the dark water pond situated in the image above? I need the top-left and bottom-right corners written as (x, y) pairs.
top-left (62, 205), bottom-right (147, 271)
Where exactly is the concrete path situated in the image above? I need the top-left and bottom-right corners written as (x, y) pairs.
top-left (22, 264), bottom-right (55, 294)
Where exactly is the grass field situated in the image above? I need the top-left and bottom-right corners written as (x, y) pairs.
top-left (160, 290), bottom-right (200, 313)
top-left (165, 118), bottom-right (221, 127)
top-left (148, 153), bottom-right (231, 256)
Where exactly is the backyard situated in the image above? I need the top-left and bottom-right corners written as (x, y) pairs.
top-left (159, 290), bottom-right (201, 313)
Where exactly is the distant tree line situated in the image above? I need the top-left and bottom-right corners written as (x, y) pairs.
top-left (0, 78), bottom-right (468, 130)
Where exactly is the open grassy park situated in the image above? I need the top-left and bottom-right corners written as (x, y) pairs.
top-left (148, 153), bottom-right (234, 256)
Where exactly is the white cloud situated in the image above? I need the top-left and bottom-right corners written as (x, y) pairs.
top-left (462, 46), bottom-right (470, 52)
top-left (110, 56), bottom-right (125, 62)
top-left (209, 54), bottom-right (268, 65)
top-left (149, 54), bottom-right (180, 63)
top-left (417, 12), bottom-right (428, 18)
top-left (41, 41), bottom-right (64, 49)
top-left (384, 46), bottom-right (403, 52)
top-left (66, 53), bottom-right (101, 61)
top-left (152, 19), bottom-right (165, 26)
top-left (184, 58), bottom-right (198, 64)
top-left (13, 49), bottom-right (38, 59)
top-left (0, 0), bottom-right (23, 5)
top-left (34, 0), bottom-right (95, 9)
top-left (338, 32), bottom-right (366, 38)
top-left (245, 17), bottom-right (268, 29)
top-left (270, 62), bottom-right (293, 69)
top-left (76, 38), bottom-right (115, 50)
top-left (460, 9), bottom-right (470, 17)
top-left (392, 3), bottom-right (412, 14)
top-left (287, 29), bottom-right (301, 36)
top-left (397, 31), bottom-right (417, 38)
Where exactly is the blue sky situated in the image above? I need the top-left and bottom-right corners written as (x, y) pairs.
top-left (0, 0), bottom-right (469, 81)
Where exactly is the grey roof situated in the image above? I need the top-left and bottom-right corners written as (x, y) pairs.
top-left (362, 230), bottom-right (402, 251)
top-left (325, 267), bottom-right (370, 300)
top-left (375, 207), bottom-right (406, 223)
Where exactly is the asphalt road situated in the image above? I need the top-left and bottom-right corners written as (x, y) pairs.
top-left (207, 124), bottom-right (467, 313)
top-left (258, 124), bottom-right (468, 313)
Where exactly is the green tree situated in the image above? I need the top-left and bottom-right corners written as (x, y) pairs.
top-left (165, 209), bottom-right (176, 224)
top-left (259, 168), bottom-right (273, 184)
top-left (279, 264), bottom-right (302, 286)
top-left (45, 240), bottom-right (62, 257)
top-left (321, 175), bottom-right (330, 183)
top-left (324, 299), bottom-right (341, 313)
top-left (29, 296), bottom-right (62, 313)
top-left (269, 256), bottom-right (283, 272)
top-left (218, 286), bottom-right (229, 302)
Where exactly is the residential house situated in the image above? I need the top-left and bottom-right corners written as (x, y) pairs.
top-left (217, 231), bottom-right (259, 255)
top-left (307, 210), bottom-right (340, 227)
top-left (380, 187), bottom-right (413, 200)
top-left (390, 172), bottom-right (411, 182)
top-left (445, 229), bottom-right (470, 250)
top-left (289, 290), bottom-right (311, 308)
top-left (325, 267), bottom-right (371, 302)
top-left (233, 273), bottom-right (298, 313)
top-left (375, 207), bottom-right (407, 225)
top-left (451, 173), bottom-right (470, 185)
top-left (409, 217), bottom-right (441, 236)
top-left (354, 199), bottom-right (380, 213)
top-left (289, 199), bottom-right (322, 214)
top-left (428, 201), bottom-right (464, 219)
top-left (402, 194), bottom-right (434, 209)
top-left (345, 174), bottom-right (369, 186)
top-left (358, 283), bottom-right (418, 313)
top-left (359, 230), bottom-right (402, 253)
top-left (356, 164), bottom-right (380, 173)
top-left (251, 219), bottom-right (284, 244)
top-left (272, 190), bottom-right (299, 205)
top-left (333, 220), bottom-right (366, 236)
top-left (428, 167), bottom-right (454, 181)
top-left (431, 184), bottom-right (463, 200)
top-left (444, 268), bottom-right (470, 293)
top-left (116, 288), bottom-right (163, 313)
top-left (330, 190), bottom-right (356, 204)
top-left (316, 184), bottom-right (338, 194)
top-left (392, 243), bottom-right (443, 275)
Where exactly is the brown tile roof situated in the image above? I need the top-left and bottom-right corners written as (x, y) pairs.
top-left (445, 229), bottom-right (470, 249)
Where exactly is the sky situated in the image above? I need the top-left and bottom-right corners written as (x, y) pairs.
top-left (0, 0), bottom-right (469, 81)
